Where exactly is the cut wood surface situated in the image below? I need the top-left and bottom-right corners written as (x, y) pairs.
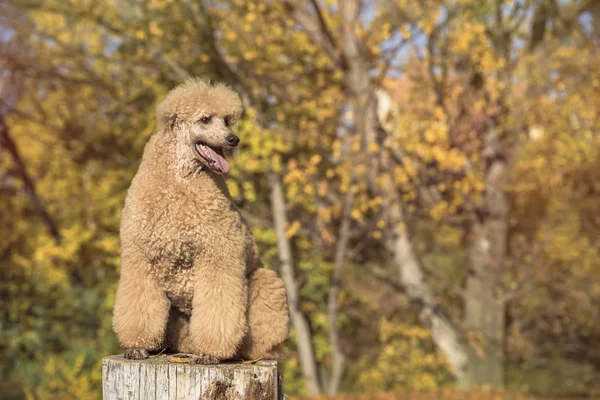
top-left (102, 355), bottom-right (281, 400)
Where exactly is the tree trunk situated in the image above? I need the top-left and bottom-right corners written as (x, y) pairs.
top-left (102, 355), bottom-right (281, 399)
top-left (326, 193), bottom-right (352, 395)
top-left (386, 205), bottom-right (469, 384)
top-left (464, 275), bottom-right (506, 387)
top-left (463, 132), bottom-right (508, 387)
top-left (268, 173), bottom-right (322, 396)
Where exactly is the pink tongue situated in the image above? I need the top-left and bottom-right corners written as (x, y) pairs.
top-left (203, 145), bottom-right (230, 173)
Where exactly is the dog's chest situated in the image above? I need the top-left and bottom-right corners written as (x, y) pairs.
top-left (147, 239), bottom-right (197, 314)
top-left (131, 182), bottom-right (237, 314)
top-left (143, 202), bottom-right (206, 314)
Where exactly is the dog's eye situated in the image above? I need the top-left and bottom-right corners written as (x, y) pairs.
top-left (224, 116), bottom-right (231, 127)
top-left (199, 116), bottom-right (212, 124)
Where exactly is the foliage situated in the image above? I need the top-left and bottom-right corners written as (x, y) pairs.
top-left (24, 352), bottom-right (102, 400)
top-left (358, 319), bottom-right (453, 392)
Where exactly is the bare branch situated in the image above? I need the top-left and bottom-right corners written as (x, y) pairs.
top-left (0, 116), bottom-right (61, 243)
top-left (283, 0), bottom-right (343, 66)
top-left (424, 265), bottom-right (468, 300)
top-left (364, 262), bottom-right (408, 293)
top-left (373, 36), bottom-right (410, 86)
top-left (326, 187), bottom-right (353, 395)
top-left (507, 0), bottom-right (531, 34)
top-left (309, 0), bottom-right (341, 59)
top-left (339, 0), bottom-right (364, 73)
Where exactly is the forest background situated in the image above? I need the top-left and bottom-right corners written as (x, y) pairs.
top-left (1, 0), bottom-right (600, 398)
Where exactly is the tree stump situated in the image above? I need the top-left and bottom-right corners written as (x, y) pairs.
top-left (102, 355), bottom-right (282, 400)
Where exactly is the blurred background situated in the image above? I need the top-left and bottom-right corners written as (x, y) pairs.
top-left (1, 0), bottom-right (599, 399)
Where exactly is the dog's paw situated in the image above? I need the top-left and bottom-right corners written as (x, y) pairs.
top-left (124, 348), bottom-right (150, 360)
top-left (169, 352), bottom-right (221, 365)
top-left (191, 353), bottom-right (220, 365)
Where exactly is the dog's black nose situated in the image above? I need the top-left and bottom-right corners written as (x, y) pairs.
top-left (226, 134), bottom-right (240, 147)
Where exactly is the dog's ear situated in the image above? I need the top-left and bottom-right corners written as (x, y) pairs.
top-left (165, 113), bottom-right (178, 133)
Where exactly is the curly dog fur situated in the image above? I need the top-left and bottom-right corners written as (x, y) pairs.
top-left (112, 79), bottom-right (289, 362)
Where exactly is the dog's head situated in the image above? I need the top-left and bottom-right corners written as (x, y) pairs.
top-left (157, 79), bottom-right (243, 174)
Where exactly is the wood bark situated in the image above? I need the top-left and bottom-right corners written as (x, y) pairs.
top-left (102, 355), bottom-right (281, 400)
top-left (464, 125), bottom-right (509, 387)
top-left (268, 173), bottom-right (323, 396)
top-left (326, 192), bottom-right (353, 395)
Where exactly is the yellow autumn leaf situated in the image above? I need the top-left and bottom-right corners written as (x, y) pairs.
top-left (285, 220), bottom-right (301, 238)
top-left (149, 21), bottom-right (163, 37)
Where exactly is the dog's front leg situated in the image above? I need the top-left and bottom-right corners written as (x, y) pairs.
top-left (189, 243), bottom-right (248, 361)
top-left (113, 247), bottom-right (170, 359)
